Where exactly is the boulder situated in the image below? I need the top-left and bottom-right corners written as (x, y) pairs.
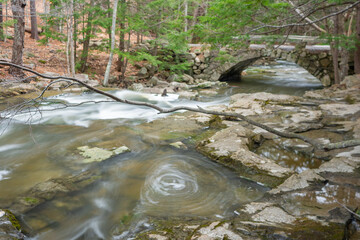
top-left (137, 67), bottom-right (149, 79)
top-left (167, 74), bottom-right (180, 82)
top-left (9, 83), bottom-right (38, 94)
top-left (74, 73), bottom-right (89, 83)
top-left (320, 75), bottom-right (331, 87)
top-left (195, 81), bottom-right (214, 88)
top-left (108, 75), bottom-right (118, 85)
top-left (148, 76), bottom-right (159, 87)
top-left (342, 74), bottom-right (360, 88)
top-left (181, 74), bottom-right (194, 83)
top-left (170, 81), bottom-right (189, 90)
top-left (129, 83), bottom-right (144, 92)
top-left (145, 64), bottom-right (158, 76)
top-left (178, 91), bottom-right (198, 100)
top-left (210, 72), bottom-right (221, 81)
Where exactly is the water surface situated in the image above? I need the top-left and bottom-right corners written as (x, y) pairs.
top-left (0, 61), bottom-right (324, 239)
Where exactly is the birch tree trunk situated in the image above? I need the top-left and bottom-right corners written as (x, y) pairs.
top-left (103, 0), bottom-right (119, 86)
top-left (30, 0), bottom-right (39, 40)
top-left (9, 0), bottom-right (26, 77)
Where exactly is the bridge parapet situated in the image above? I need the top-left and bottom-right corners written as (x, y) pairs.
top-left (188, 43), bottom-right (352, 86)
top-left (250, 44), bottom-right (334, 86)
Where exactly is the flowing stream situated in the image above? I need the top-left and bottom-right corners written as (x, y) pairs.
top-left (0, 61), bottom-right (324, 239)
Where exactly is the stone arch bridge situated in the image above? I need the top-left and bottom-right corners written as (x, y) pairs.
top-left (188, 43), bottom-right (353, 86)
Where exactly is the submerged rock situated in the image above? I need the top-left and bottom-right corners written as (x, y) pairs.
top-left (169, 141), bottom-right (187, 150)
top-left (77, 145), bottom-right (130, 163)
top-left (0, 209), bottom-right (24, 240)
top-left (10, 171), bottom-right (101, 214)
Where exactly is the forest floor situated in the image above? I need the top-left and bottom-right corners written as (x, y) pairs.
top-left (0, 30), bottom-right (147, 85)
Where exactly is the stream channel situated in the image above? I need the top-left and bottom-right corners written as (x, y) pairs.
top-left (0, 61), bottom-right (323, 239)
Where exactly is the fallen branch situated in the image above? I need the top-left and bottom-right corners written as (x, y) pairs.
top-left (0, 61), bottom-right (359, 151)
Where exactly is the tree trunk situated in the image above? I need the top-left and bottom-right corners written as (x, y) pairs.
top-left (331, 14), bottom-right (340, 84)
top-left (355, 5), bottom-right (360, 74)
top-left (30, 0), bottom-right (39, 40)
top-left (119, 31), bottom-right (131, 80)
top-left (0, 2), bottom-right (3, 41)
top-left (43, 0), bottom-right (49, 13)
top-left (9, 0), bottom-right (26, 77)
top-left (104, 0), bottom-right (119, 86)
top-left (79, 1), bottom-right (94, 73)
top-left (117, 0), bottom-right (126, 72)
top-left (107, 0), bottom-right (112, 42)
top-left (5, 1), bottom-right (8, 42)
top-left (337, 13), bottom-right (349, 81)
top-left (67, 0), bottom-right (75, 76)
top-left (73, 2), bottom-right (78, 64)
top-left (184, 0), bottom-right (188, 32)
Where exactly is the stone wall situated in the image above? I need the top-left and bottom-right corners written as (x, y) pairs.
top-left (258, 46), bottom-right (334, 86)
top-left (186, 47), bottom-right (261, 83)
top-left (187, 44), bottom-right (353, 87)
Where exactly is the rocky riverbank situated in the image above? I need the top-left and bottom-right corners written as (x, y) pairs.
top-left (0, 74), bottom-right (359, 239)
top-left (134, 74), bottom-right (360, 239)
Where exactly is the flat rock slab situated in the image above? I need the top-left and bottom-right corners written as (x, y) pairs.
top-left (231, 149), bottom-right (292, 179)
top-left (199, 125), bottom-right (293, 187)
top-left (252, 206), bottom-right (296, 224)
top-left (229, 92), bottom-right (300, 116)
top-left (319, 103), bottom-right (360, 117)
top-left (316, 153), bottom-right (360, 173)
top-left (192, 222), bottom-right (243, 240)
top-left (270, 169), bottom-right (324, 194)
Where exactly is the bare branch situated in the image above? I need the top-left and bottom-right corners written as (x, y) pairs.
top-left (288, 0), bottom-right (327, 33)
top-left (336, 200), bottom-right (360, 221)
top-left (247, 1), bottom-right (360, 34)
top-left (1, 61), bottom-right (359, 152)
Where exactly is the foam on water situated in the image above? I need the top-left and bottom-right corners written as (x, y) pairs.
top-left (0, 144), bottom-right (23, 153)
top-left (0, 170), bottom-right (11, 181)
top-left (9, 90), bottom-right (227, 128)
